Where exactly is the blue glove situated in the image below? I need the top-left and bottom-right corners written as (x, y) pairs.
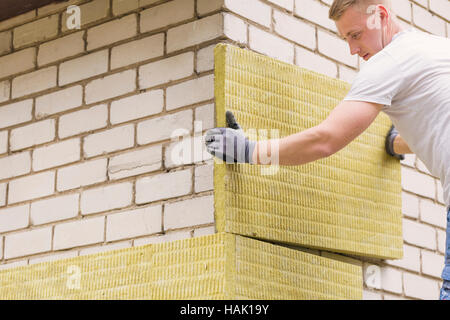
top-left (205, 111), bottom-right (257, 164)
top-left (385, 125), bottom-right (405, 160)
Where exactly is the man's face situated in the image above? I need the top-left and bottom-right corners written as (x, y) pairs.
top-left (336, 5), bottom-right (386, 61)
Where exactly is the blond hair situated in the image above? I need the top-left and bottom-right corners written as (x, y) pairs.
top-left (329, 0), bottom-right (392, 21)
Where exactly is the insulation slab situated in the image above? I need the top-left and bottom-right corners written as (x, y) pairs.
top-left (0, 233), bottom-right (362, 299)
top-left (213, 43), bottom-right (403, 259)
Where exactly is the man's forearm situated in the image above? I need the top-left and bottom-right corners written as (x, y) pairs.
top-left (251, 126), bottom-right (330, 166)
top-left (394, 135), bottom-right (413, 154)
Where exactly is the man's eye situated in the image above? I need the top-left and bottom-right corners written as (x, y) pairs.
top-left (352, 33), bottom-right (360, 39)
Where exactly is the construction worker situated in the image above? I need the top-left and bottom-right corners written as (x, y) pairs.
top-left (205, 0), bottom-right (450, 299)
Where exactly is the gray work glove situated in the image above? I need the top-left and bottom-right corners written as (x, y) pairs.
top-left (385, 125), bottom-right (405, 160)
top-left (204, 111), bottom-right (257, 164)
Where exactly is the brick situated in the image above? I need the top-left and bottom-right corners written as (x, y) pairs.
top-left (58, 104), bottom-right (108, 139)
top-left (137, 109), bottom-right (193, 145)
top-left (108, 145), bottom-right (162, 180)
top-left (37, 0), bottom-right (85, 16)
top-left (318, 29), bottom-right (358, 68)
top-left (0, 80), bottom-right (10, 103)
top-left (29, 251), bottom-right (78, 265)
top-left (110, 90), bottom-right (163, 125)
top-left (380, 266), bottom-right (403, 294)
top-left (112, 0), bottom-right (160, 16)
top-left (111, 33), bottom-right (164, 69)
top-left (249, 26), bottom-right (295, 64)
top-left (12, 66), bottom-right (57, 99)
top-left (294, 0), bottom-right (337, 32)
top-left (167, 13), bottom-right (223, 53)
top-left (429, 0), bottom-right (450, 22)
top-left (164, 135), bottom-right (210, 168)
top-left (0, 131), bottom-right (6, 155)
top-left (0, 11), bottom-right (36, 32)
top-left (402, 191), bottom-right (419, 219)
top-left (164, 195), bottom-right (214, 230)
top-left (401, 153), bottom-right (416, 168)
top-left (197, 0), bottom-right (223, 15)
top-left (0, 204), bottom-right (29, 233)
top-left (79, 241), bottom-right (131, 256)
top-left (0, 48), bottom-right (35, 79)
top-left (295, 46), bottom-right (337, 78)
top-left (139, 52), bottom-right (194, 89)
top-left (403, 218), bottom-right (436, 250)
top-left (80, 182), bottom-right (133, 215)
top-left (59, 50), bottom-right (109, 86)
top-left (32, 138), bottom-right (81, 171)
top-left (194, 162), bottom-right (214, 193)
top-left (140, 0), bottom-right (195, 33)
top-left (362, 290), bottom-right (382, 300)
top-left (135, 168), bottom-right (192, 204)
top-left (85, 69), bottom-right (136, 104)
top-left (412, 4), bottom-right (446, 36)
top-left (61, 0), bottom-right (110, 32)
top-left (87, 14), bottom-right (137, 51)
top-left (134, 230), bottom-right (192, 246)
top-left (403, 272), bottom-right (439, 300)
top-left (338, 65), bottom-right (358, 84)
top-left (422, 249), bottom-right (445, 278)
top-left (197, 45), bottom-right (215, 73)
top-left (166, 74), bottom-right (214, 110)
top-left (10, 119), bottom-right (55, 151)
top-left (0, 183), bottom-right (7, 207)
top-left (83, 124), bottom-right (134, 158)
top-left (267, 0), bottom-right (294, 11)
top-left (392, 0), bottom-right (412, 22)
top-left (224, 13), bottom-right (248, 44)
top-left (437, 181), bottom-right (445, 205)
top-left (0, 151), bottom-right (31, 180)
top-left (38, 31), bottom-right (85, 66)
top-left (30, 193), bottom-right (79, 225)
top-left (420, 198), bottom-right (447, 229)
top-left (13, 15), bottom-right (58, 48)
top-left (57, 158), bottom-right (107, 191)
top-left (416, 158), bottom-right (432, 176)
top-left (0, 99), bottom-right (32, 129)
top-left (401, 166), bottom-right (436, 199)
top-left (106, 205), bottom-right (162, 241)
top-left (53, 216), bottom-right (105, 250)
top-left (223, 0), bottom-right (271, 28)
top-left (195, 103), bottom-right (215, 131)
top-left (193, 226), bottom-right (216, 238)
top-left (0, 31), bottom-right (11, 55)
top-left (273, 10), bottom-right (316, 50)
top-left (8, 171), bottom-right (55, 204)
top-left (35, 85), bottom-right (83, 119)
top-left (4, 227), bottom-right (52, 259)
top-left (385, 244), bottom-right (421, 272)
top-left (437, 229), bottom-right (446, 254)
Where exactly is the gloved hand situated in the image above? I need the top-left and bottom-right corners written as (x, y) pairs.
top-left (204, 111), bottom-right (257, 164)
top-left (385, 124), bottom-right (405, 160)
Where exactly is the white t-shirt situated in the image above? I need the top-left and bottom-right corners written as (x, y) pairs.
top-left (343, 28), bottom-right (450, 208)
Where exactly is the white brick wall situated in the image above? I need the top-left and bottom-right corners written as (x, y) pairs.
top-left (0, 0), bottom-right (447, 301)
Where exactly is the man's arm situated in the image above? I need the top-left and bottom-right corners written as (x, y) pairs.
top-left (252, 100), bottom-right (384, 165)
top-left (393, 135), bottom-right (413, 154)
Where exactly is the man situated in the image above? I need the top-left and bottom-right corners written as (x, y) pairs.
top-left (205, 0), bottom-right (450, 299)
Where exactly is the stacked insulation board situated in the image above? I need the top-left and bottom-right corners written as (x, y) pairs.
top-left (0, 43), bottom-right (402, 300)
top-left (213, 43), bottom-right (403, 260)
top-left (0, 233), bottom-right (362, 299)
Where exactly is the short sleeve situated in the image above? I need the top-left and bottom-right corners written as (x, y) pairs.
top-left (343, 52), bottom-right (404, 107)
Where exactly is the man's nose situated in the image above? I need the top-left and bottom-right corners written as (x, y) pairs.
top-left (349, 42), bottom-right (360, 56)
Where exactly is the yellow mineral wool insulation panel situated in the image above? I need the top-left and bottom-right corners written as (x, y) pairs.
top-left (213, 43), bottom-right (402, 260)
top-left (0, 233), bottom-right (362, 299)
